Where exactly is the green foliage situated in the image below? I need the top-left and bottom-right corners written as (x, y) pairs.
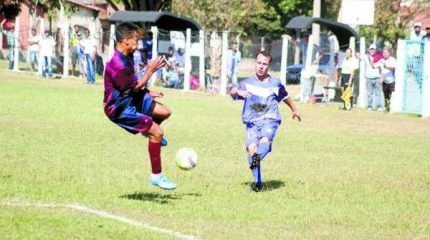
top-left (0, 0), bottom-right (22, 20)
top-left (171, 0), bottom-right (337, 39)
top-left (107, 0), bottom-right (171, 11)
top-left (359, 0), bottom-right (402, 46)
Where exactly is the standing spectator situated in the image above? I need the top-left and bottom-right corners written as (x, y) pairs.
top-left (39, 30), bottom-right (56, 78)
top-left (0, 21), bottom-right (16, 70)
top-left (379, 47), bottom-right (396, 112)
top-left (362, 44), bottom-right (383, 111)
top-left (226, 42), bottom-right (241, 85)
top-left (133, 39), bottom-right (147, 79)
top-left (312, 50), bottom-right (330, 102)
top-left (422, 25), bottom-right (430, 41)
top-left (28, 28), bottom-right (40, 73)
top-left (338, 48), bottom-right (359, 110)
top-left (81, 29), bottom-right (97, 84)
top-left (410, 22), bottom-right (425, 41)
top-left (70, 25), bottom-right (83, 77)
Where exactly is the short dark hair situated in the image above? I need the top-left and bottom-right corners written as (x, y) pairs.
top-left (256, 50), bottom-right (272, 64)
top-left (115, 22), bottom-right (140, 43)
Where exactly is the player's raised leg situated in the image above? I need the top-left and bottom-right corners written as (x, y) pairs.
top-left (146, 122), bottom-right (176, 190)
top-left (151, 102), bottom-right (171, 146)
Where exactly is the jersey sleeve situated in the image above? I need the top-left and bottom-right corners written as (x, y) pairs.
top-left (232, 81), bottom-right (247, 100)
top-left (276, 83), bottom-right (289, 102)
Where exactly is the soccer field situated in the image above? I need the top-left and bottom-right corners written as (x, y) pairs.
top-left (1, 71), bottom-right (429, 240)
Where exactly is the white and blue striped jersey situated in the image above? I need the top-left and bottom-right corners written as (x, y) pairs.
top-left (234, 75), bottom-right (289, 123)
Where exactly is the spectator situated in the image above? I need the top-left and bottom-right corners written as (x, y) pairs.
top-left (28, 28), bottom-right (40, 73)
top-left (133, 39), bottom-right (147, 79)
top-left (0, 20), bottom-right (16, 70)
top-left (378, 47), bottom-right (396, 112)
top-left (166, 46), bottom-right (177, 66)
top-left (338, 48), bottom-right (359, 110)
top-left (226, 42), bottom-right (241, 85)
top-left (410, 22), bottom-right (425, 41)
top-left (422, 25), bottom-right (430, 41)
top-left (70, 25), bottom-right (83, 77)
top-left (362, 44), bottom-right (383, 111)
top-left (163, 63), bottom-right (179, 89)
top-left (81, 29), bottom-right (97, 84)
top-left (312, 50), bottom-right (330, 102)
top-left (39, 30), bottom-right (56, 78)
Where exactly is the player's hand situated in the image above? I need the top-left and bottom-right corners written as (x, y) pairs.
top-left (149, 90), bottom-right (163, 98)
top-left (237, 90), bottom-right (251, 98)
top-left (147, 56), bottom-right (166, 74)
top-left (292, 111), bottom-right (302, 122)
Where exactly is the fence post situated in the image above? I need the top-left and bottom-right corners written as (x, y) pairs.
top-left (150, 26), bottom-right (158, 87)
top-left (13, 15), bottom-right (20, 71)
top-left (280, 34), bottom-right (288, 85)
top-left (63, 21), bottom-right (69, 77)
top-left (349, 37), bottom-right (355, 53)
top-left (358, 37), bottom-right (367, 108)
top-left (108, 24), bottom-right (115, 61)
top-left (421, 42), bottom-right (430, 118)
top-left (199, 30), bottom-right (205, 89)
top-left (220, 31), bottom-right (228, 96)
top-left (391, 40), bottom-right (405, 113)
top-left (300, 34), bottom-right (314, 103)
top-left (183, 28), bottom-right (191, 91)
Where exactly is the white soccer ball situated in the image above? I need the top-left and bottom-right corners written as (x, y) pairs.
top-left (175, 148), bottom-right (198, 170)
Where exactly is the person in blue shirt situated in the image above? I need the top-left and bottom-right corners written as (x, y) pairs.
top-left (230, 51), bottom-right (301, 192)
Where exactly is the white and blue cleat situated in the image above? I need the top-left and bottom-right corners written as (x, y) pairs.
top-left (150, 175), bottom-right (177, 190)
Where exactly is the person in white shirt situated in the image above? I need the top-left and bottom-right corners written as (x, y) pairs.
top-left (362, 44), bottom-right (384, 111)
top-left (28, 28), bottom-right (40, 73)
top-left (410, 22), bottom-right (425, 41)
top-left (39, 30), bottom-right (56, 78)
top-left (226, 43), bottom-right (241, 85)
top-left (378, 47), bottom-right (396, 112)
top-left (80, 29), bottom-right (97, 84)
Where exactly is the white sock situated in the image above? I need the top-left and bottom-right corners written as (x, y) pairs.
top-left (151, 173), bottom-right (162, 179)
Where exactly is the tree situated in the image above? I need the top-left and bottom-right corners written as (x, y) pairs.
top-left (105, 0), bottom-right (172, 11)
top-left (1, 0), bottom-right (23, 20)
top-left (359, 0), bottom-right (428, 51)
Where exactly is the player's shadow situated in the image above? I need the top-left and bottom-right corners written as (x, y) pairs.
top-left (120, 192), bottom-right (201, 204)
top-left (242, 179), bottom-right (285, 192)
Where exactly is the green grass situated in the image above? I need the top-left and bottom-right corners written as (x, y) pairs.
top-left (0, 69), bottom-right (429, 239)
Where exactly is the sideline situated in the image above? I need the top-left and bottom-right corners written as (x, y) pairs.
top-left (1, 199), bottom-right (200, 240)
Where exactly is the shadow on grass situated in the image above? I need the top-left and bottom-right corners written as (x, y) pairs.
top-left (120, 192), bottom-right (201, 204)
top-left (242, 179), bottom-right (285, 192)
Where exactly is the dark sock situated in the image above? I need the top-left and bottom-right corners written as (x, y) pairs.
top-left (148, 141), bottom-right (162, 174)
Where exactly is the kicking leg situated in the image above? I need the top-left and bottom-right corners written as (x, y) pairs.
top-left (246, 143), bottom-right (262, 191)
top-left (146, 122), bottom-right (176, 190)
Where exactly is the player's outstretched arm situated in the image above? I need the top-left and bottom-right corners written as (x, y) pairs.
top-left (230, 86), bottom-right (251, 99)
top-left (284, 97), bottom-right (301, 122)
top-left (133, 56), bottom-right (166, 91)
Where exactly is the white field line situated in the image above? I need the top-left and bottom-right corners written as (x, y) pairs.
top-left (0, 199), bottom-right (200, 240)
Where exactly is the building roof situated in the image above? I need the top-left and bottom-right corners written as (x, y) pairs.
top-left (109, 11), bottom-right (201, 31)
top-left (285, 16), bottom-right (360, 50)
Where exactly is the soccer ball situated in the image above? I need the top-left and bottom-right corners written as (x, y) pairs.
top-left (175, 148), bottom-right (198, 170)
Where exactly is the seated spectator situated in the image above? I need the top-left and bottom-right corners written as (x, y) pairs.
top-left (163, 64), bottom-right (179, 89)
